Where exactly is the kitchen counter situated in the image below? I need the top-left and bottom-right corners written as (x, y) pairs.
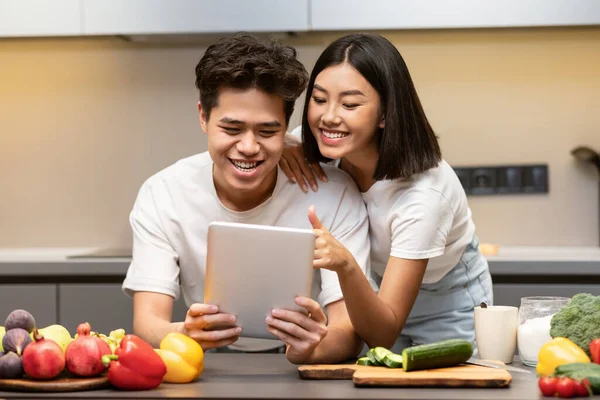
top-left (0, 354), bottom-right (541, 400)
top-left (1, 246), bottom-right (599, 277)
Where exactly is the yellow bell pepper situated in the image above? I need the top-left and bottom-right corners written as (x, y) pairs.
top-left (536, 337), bottom-right (590, 376)
top-left (155, 332), bottom-right (204, 383)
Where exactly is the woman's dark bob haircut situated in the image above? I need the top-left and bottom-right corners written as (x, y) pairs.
top-left (301, 33), bottom-right (441, 181)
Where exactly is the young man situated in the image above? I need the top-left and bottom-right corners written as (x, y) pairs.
top-left (121, 33), bottom-right (376, 364)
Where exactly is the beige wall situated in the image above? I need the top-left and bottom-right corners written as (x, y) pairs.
top-left (1, 27), bottom-right (598, 248)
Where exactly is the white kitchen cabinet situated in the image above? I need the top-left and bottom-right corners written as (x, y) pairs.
top-left (0, 0), bottom-right (82, 37)
top-left (82, 0), bottom-right (309, 35)
top-left (310, 0), bottom-right (600, 31)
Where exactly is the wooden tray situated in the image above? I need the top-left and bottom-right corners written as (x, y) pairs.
top-left (299, 363), bottom-right (512, 388)
top-left (0, 372), bottom-right (110, 392)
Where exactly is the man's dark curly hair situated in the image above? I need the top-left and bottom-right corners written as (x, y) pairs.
top-left (195, 33), bottom-right (309, 126)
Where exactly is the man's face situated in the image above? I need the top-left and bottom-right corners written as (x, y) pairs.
top-left (199, 87), bottom-right (287, 208)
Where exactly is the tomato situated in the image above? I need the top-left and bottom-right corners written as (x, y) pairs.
top-left (539, 376), bottom-right (558, 397)
top-left (556, 377), bottom-right (576, 398)
top-left (573, 378), bottom-right (591, 397)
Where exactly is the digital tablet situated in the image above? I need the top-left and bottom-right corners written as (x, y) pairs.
top-left (204, 221), bottom-right (315, 340)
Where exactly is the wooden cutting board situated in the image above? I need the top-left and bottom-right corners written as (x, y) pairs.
top-left (299, 363), bottom-right (512, 388)
top-left (0, 374), bottom-right (109, 392)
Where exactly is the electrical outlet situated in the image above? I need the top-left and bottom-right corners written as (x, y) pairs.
top-left (451, 164), bottom-right (548, 196)
top-left (470, 168), bottom-right (496, 195)
top-left (453, 168), bottom-right (471, 194)
top-left (523, 165), bottom-right (549, 193)
top-left (496, 166), bottom-right (523, 194)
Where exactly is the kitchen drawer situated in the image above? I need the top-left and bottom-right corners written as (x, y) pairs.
top-left (58, 284), bottom-right (189, 336)
top-left (0, 284), bottom-right (58, 328)
top-left (493, 284), bottom-right (600, 308)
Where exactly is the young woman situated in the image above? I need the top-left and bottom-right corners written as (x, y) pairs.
top-left (281, 33), bottom-right (493, 353)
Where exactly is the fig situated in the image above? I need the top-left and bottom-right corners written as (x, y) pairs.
top-left (22, 329), bottom-right (65, 380)
top-left (0, 351), bottom-right (24, 379)
top-left (65, 322), bottom-right (111, 377)
top-left (5, 309), bottom-right (36, 333)
top-left (2, 328), bottom-right (32, 356)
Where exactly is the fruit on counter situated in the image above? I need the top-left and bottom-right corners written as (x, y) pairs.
top-left (552, 362), bottom-right (600, 395)
top-left (37, 325), bottom-right (73, 353)
top-left (0, 326), bottom-right (4, 352)
top-left (75, 327), bottom-right (126, 353)
top-left (538, 362), bottom-right (600, 397)
top-left (550, 293), bottom-right (600, 357)
top-left (2, 328), bottom-right (32, 356)
top-left (4, 309), bottom-right (36, 333)
top-left (539, 376), bottom-right (592, 398)
top-left (155, 332), bottom-right (204, 383)
top-left (102, 334), bottom-right (167, 390)
top-left (21, 328), bottom-right (66, 380)
top-left (536, 337), bottom-right (590, 377)
top-left (0, 351), bottom-right (24, 379)
top-left (65, 322), bottom-right (112, 377)
top-left (109, 329), bottom-right (125, 340)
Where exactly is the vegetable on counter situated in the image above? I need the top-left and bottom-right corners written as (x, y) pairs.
top-left (536, 337), bottom-right (590, 377)
top-left (356, 339), bottom-right (473, 372)
top-left (589, 338), bottom-right (600, 364)
top-left (102, 334), bottom-right (167, 391)
top-left (539, 362), bottom-right (600, 397)
top-left (155, 332), bottom-right (204, 383)
top-left (402, 339), bottom-right (473, 372)
top-left (550, 293), bottom-right (600, 358)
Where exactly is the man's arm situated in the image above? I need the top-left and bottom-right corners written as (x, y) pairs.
top-left (132, 291), bottom-right (184, 348)
top-left (305, 299), bottom-right (363, 364)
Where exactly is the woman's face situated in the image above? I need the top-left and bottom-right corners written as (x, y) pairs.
top-left (307, 63), bottom-right (384, 160)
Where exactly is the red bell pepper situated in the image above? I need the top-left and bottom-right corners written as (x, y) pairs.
top-left (590, 338), bottom-right (600, 364)
top-left (101, 334), bottom-right (167, 391)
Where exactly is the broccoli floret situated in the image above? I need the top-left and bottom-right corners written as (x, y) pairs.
top-left (550, 293), bottom-right (600, 356)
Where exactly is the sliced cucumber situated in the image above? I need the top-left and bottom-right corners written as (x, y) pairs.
top-left (366, 348), bottom-right (385, 366)
top-left (382, 353), bottom-right (403, 368)
top-left (401, 339), bottom-right (473, 372)
top-left (356, 356), bottom-right (375, 366)
top-left (372, 347), bottom-right (393, 364)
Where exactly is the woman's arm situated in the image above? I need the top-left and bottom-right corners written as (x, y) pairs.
top-left (309, 205), bottom-right (430, 349)
top-left (336, 256), bottom-right (428, 349)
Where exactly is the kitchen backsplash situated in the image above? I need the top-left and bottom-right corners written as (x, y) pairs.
top-left (0, 27), bottom-right (598, 247)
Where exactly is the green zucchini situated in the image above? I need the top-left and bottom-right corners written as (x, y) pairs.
top-left (382, 353), bottom-right (403, 368)
top-left (356, 356), bottom-right (375, 366)
top-left (401, 339), bottom-right (473, 372)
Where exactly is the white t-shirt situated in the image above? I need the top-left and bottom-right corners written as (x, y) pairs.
top-left (289, 126), bottom-right (475, 284)
top-left (122, 151), bottom-right (376, 351)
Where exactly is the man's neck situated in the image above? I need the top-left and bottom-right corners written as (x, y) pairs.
top-left (213, 167), bottom-right (278, 212)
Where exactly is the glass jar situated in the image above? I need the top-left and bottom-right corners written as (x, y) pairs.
top-left (517, 296), bottom-right (570, 367)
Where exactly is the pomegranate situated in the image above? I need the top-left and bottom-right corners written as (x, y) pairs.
top-left (21, 329), bottom-right (65, 380)
top-left (65, 322), bottom-right (112, 377)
